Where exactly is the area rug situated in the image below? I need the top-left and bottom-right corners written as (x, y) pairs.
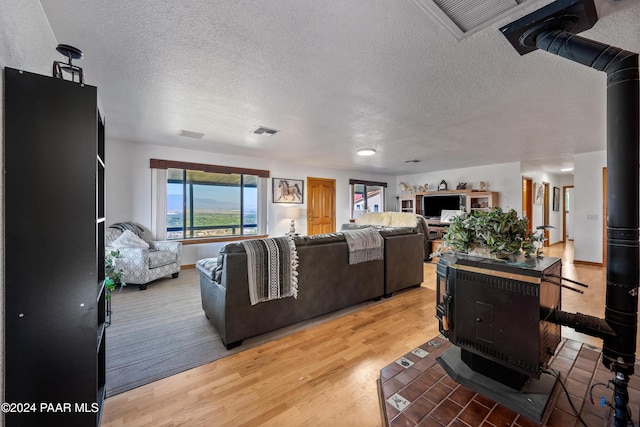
top-left (106, 268), bottom-right (383, 397)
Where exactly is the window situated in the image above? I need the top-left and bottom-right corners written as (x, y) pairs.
top-left (349, 179), bottom-right (387, 218)
top-left (150, 159), bottom-right (269, 241)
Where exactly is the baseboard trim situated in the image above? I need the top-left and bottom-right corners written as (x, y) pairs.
top-left (181, 264), bottom-right (195, 269)
top-left (574, 260), bottom-right (604, 267)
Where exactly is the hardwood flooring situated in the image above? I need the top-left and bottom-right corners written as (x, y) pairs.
top-left (101, 242), bottom-right (631, 427)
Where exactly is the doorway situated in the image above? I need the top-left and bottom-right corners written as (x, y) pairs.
top-left (543, 181), bottom-right (550, 247)
top-left (307, 177), bottom-right (336, 235)
top-left (563, 186), bottom-right (575, 243)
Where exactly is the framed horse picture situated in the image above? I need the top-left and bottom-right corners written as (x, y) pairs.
top-left (273, 178), bottom-right (304, 204)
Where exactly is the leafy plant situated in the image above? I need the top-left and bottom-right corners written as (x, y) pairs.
top-left (105, 249), bottom-right (126, 300)
top-left (433, 207), bottom-right (542, 258)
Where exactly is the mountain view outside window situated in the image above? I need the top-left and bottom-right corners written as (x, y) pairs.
top-left (166, 168), bottom-right (258, 239)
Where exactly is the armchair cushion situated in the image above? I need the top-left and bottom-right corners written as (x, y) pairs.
top-left (111, 230), bottom-right (149, 248)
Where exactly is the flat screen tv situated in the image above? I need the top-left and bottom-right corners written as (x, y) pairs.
top-left (423, 195), bottom-right (462, 219)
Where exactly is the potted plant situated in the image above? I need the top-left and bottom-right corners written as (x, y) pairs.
top-left (433, 207), bottom-right (543, 259)
top-left (105, 249), bottom-right (126, 325)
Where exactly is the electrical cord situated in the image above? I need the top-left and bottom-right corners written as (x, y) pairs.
top-left (542, 368), bottom-right (588, 427)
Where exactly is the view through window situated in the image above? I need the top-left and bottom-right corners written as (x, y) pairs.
top-left (167, 168), bottom-right (258, 239)
top-left (350, 179), bottom-right (386, 218)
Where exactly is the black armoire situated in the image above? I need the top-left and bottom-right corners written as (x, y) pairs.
top-left (4, 67), bottom-right (106, 426)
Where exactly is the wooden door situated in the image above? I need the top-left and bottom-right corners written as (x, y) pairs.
top-left (307, 177), bottom-right (336, 235)
top-left (522, 177), bottom-right (533, 233)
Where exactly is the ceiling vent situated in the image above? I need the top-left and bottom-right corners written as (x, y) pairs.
top-left (413, 0), bottom-right (530, 40)
top-left (178, 129), bottom-right (205, 139)
top-left (252, 126), bottom-right (279, 136)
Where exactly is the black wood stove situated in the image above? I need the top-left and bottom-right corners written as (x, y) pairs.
top-left (435, 253), bottom-right (564, 422)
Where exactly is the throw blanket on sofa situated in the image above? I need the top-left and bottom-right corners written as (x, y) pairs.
top-left (343, 228), bottom-right (384, 265)
top-left (242, 236), bottom-right (299, 305)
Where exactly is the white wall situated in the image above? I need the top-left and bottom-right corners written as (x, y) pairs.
top-left (519, 166), bottom-right (565, 245)
top-left (106, 138), bottom-right (397, 264)
top-left (573, 151), bottom-right (606, 263)
top-left (396, 162), bottom-right (522, 214)
top-left (398, 162), bottom-right (582, 247)
top-left (1, 0), bottom-right (58, 410)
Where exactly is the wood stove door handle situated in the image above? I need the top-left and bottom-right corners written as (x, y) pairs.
top-left (442, 315), bottom-right (449, 331)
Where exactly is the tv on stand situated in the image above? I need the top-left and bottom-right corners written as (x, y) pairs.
top-left (423, 194), bottom-right (463, 219)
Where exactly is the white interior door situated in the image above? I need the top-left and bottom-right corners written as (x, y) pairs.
top-left (566, 187), bottom-right (575, 240)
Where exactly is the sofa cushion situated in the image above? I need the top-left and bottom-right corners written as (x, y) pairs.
top-left (297, 233), bottom-right (346, 246)
top-left (149, 250), bottom-right (177, 268)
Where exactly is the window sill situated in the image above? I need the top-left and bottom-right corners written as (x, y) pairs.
top-left (173, 235), bottom-right (268, 246)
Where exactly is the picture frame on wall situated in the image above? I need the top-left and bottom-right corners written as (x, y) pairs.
top-left (553, 187), bottom-right (560, 211)
top-left (273, 178), bottom-right (304, 204)
top-left (533, 182), bottom-right (544, 205)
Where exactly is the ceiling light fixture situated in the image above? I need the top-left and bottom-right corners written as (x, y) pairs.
top-left (561, 167), bottom-right (574, 172)
top-left (357, 148), bottom-right (376, 156)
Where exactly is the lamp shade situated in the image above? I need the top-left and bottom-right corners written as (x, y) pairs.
top-left (286, 207), bottom-right (301, 219)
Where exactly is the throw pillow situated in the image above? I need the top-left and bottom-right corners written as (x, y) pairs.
top-left (111, 230), bottom-right (149, 248)
top-left (109, 222), bottom-right (144, 237)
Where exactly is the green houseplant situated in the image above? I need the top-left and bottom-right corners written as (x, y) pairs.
top-left (433, 207), bottom-right (542, 259)
top-left (105, 249), bottom-right (126, 300)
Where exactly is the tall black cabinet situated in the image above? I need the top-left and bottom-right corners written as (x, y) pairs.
top-left (4, 67), bottom-right (106, 426)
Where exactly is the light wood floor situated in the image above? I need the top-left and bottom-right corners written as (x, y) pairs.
top-left (102, 242), bottom-right (631, 427)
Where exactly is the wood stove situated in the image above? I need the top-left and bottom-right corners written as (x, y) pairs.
top-left (436, 253), bottom-right (562, 385)
top-left (435, 253), bottom-right (566, 421)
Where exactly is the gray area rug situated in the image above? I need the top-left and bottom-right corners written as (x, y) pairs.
top-left (106, 268), bottom-right (383, 396)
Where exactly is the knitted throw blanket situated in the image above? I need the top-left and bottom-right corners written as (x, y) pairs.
top-left (343, 228), bottom-right (384, 265)
top-left (242, 236), bottom-right (299, 306)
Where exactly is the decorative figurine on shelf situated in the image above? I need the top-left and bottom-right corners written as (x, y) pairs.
top-left (456, 182), bottom-right (467, 190)
top-left (418, 185), bottom-right (426, 192)
top-left (438, 180), bottom-right (448, 191)
top-left (479, 181), bottom-right (488, 191)
top-left (399, 181), bottom-right (416, 193)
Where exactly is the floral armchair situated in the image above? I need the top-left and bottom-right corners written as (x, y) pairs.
top-left (106, 222), bottom-right (182, 290)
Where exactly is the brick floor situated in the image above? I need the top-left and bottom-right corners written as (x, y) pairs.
top-left (379, 336), bottom-right (640, 426)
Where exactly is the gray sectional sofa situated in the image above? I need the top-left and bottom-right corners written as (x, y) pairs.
top-left (198, 228), bottom-right (424, 349)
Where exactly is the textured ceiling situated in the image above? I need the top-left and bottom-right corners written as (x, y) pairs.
top-left (38, 0), bottom-right (640, 175)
